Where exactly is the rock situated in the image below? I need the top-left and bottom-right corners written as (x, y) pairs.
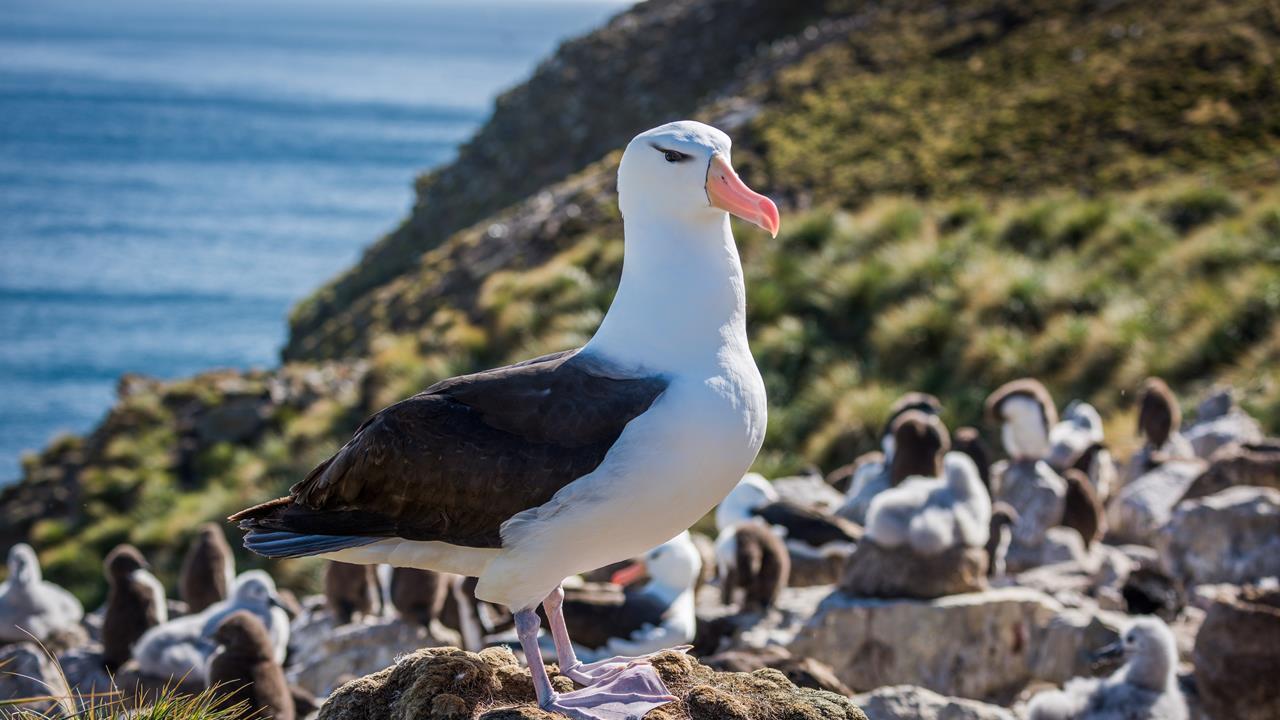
top-left (1183, 388), bottom-right (1264, 459)
top-left (1003, 527), bottom-right (1086, 575)
top-left (317, 647), bottom-right (867, 720)
top-left (992, 460), bottom-right (1069, 571)
top-left (1028, 607), bottom-right (1124, 683)
top-left (1180, 440), bottom-right (1280, 501)
top-left (1106, 459), bottom-right (1206, 545)
top-left (195, 394), bottom-right (270, 445)
top-left (58, 647), bottom-right (117, 701)
top-left (289, 615), bottom-right (461, 697)
top-left (787, 543), bottom-right (853, 587)
top-left (1013, 550), bottom-right (1134, 613)
top-left (693, 585), bottom-right (833, 657)
top-left (1193, 585), bottom-right (1280, 720)
top-left (839, 542), bottom-right (987, 600)
top-left (0, 642), bottom-right (75, 716)
top-left (1158, 486), bottom-right (1280, 588)
top-left (790, 587), bottom-right (1114, 700)
top-left (851, 685), bottom-right (1015, 720)
top-left (702, 646), bottom-right (853, 696)
top-left (1122, 434), bottom-right (1197, 485)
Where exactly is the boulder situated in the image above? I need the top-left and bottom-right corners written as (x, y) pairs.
top-left (789, 587), bottom-right (1115, 700)
top-left (289, 615), bottom-right (461, 697)
top-left (317, 647), bottom-right (867, 720)
top-left (1180, 440), bottom-right (1280, 501)
top-left (1193, 585), bottom-right (1280, 720)
top-left (1003, 527), bottom-right (1087, 575)
top-left (840, 542), bottom-right (987, 600)
top-left (1013, 548), bottom-right (1134, 613)
top-left (787, 543), bottom-right (853, 587)
top-left (195, 394), bottom-right (270, 445)
top-left (693, 585), bottom-right (833, 657)
top-left (0, 642), bottom-right (75, 717)
top-left (1158, 486), bottom-right (1280, 588)
top-left (851, 685), bottom-right (1015, 720)
top-left (1106, 459), bottom-right (1206, 545)
top-left (1183, 388), bottom-right (1264, 459)
top-left (992, 460), bottom-right (1071, 572)
top-left (701, 646), bottom-right (853, 696)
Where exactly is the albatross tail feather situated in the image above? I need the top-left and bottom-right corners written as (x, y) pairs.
top-left (242, 530), bottom-right (379, 559)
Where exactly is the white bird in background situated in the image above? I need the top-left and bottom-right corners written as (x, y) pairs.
top-left (231, 120), bottom-right (777, 720)
top-left (134, 570), bottom-right (290, 681)
top-left (1027, 617), bottom-right (1187, 720)
top-left (554, 532), bottom-right (702, 664)
top-left (0, 543), bottom-right (83, 644)
top-left (865, 453), bottom-right (992, 555)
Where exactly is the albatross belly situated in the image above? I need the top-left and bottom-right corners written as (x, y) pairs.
top-left (320, 540), bottom-right (499, 579)
top-left (478, 369), bottom-right (765, 611)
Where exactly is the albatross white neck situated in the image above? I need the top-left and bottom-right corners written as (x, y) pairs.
top-left (586, 210), bottom-right (748, 373)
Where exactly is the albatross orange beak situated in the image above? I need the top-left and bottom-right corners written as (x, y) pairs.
top-left (706, 154), bottom-right (780, 237)
top-left (610, 560), bottom-right (647, 587)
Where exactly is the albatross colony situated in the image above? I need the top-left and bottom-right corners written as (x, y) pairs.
top-left (232, 121), bottom-right (779, 720)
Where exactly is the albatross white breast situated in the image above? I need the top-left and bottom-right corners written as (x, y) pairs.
top-left (231, 120), bottom-right (777, 720)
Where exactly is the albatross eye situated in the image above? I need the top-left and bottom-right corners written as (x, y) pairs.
top-left (664, 150), bottom-right (689, 163)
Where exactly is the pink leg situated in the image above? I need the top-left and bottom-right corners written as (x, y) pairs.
top-left (542, 585), bottom-right (692, 687)
top-left (516, 603), bottom-right (677, 720)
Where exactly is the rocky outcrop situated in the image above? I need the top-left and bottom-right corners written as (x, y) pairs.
top-left (1192, 585), bottom-right (1280, 720)
top-left (0, 642), bottom-right (75, 717)
top-left (288, 615), bottom-right (461, 698)
top-left (317, 647), bottom-right (867, 720)
top-left (851, 685), bottom-right (1015, 720)
top-left (1003, 528), bottom-right (1087, 576)
top-left (1106, 459), bottom-right (1206, 545)
top-left (1183, 388), bottom-right (1264, 459)
top-left (1158, 486), bottom-right (1280, 588)
top-left (839, 542), bottom-right (987, 600)
top-left (789, 587), bottom-right (1118, 701)
top-left (1180, 440), bottom-right (1280, 501)
top-left (285, 0), bottom-right (836, 360)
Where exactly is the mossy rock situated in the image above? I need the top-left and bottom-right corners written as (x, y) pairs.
top-left (318, 648), bottom-right (866, 720)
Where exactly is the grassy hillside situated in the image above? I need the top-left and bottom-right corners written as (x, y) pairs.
top-left (4, 0), bottom-right (1279, 603)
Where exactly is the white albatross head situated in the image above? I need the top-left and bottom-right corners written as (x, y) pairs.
top-left (6, 543), bottom-right (40, 586)
top-left (610, 531), bottom-right (702, 603)
top-left (715, 472), bottom-right (780, 531)
top-left (617, 121), bottom-right (779, 237)
top-left (230, 570), bottom-right (286, 613)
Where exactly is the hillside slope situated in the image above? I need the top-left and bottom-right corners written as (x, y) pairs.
top-left (284, 0), bottom-right (837, 359)
top-left (4, 0), bottom-right (1279, 603)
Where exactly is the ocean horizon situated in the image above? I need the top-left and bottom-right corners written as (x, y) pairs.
top-left (0, 0), bottom-right (625, 483)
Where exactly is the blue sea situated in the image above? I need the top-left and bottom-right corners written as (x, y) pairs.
top-left (0, 0), bottom-right (625, 483)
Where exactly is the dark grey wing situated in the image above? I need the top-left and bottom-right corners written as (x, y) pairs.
top-left (554, 585), bottom-right (671, 651)
top-left (232, 349), bottom-right (667, 548)
top-left (754, 501), bottom-right (862, 546)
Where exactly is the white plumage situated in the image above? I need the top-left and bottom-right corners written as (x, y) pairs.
top-left (134, 570), bottom-right (288, 681)
top-left (865, 453), bottom-right (991, 555)
top-left (1027, 617), bottom-right (1187, 720)
top-left (584, 532), bottom-right (702, 662)
top-left (714, 473), bottom-right (779, 532)
top-left (0, 543), bottom-right (83, 644)
top-left (1002, 395), bottom-right (1052, 460)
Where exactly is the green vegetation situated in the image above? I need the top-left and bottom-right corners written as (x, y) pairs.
top-left (3, 0), bottom-right (1279, 603)
top-left (0, 645), bottom-right (252, 719)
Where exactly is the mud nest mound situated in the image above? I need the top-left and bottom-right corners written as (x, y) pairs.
top-left (318, 646), bottom-right (866, 720)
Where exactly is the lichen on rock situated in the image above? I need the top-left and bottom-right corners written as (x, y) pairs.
top-left (317, 647), bottom-right (866, 720)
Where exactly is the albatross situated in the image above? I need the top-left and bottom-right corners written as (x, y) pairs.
top-left (231, 120), bottom-right (777, 720)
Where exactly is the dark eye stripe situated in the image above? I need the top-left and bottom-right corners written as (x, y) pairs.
top-left (650, 142), bottom-right (691, 163)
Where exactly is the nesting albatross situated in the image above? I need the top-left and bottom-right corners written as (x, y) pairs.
top-left (232, 121), bottom-right (777, 720)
